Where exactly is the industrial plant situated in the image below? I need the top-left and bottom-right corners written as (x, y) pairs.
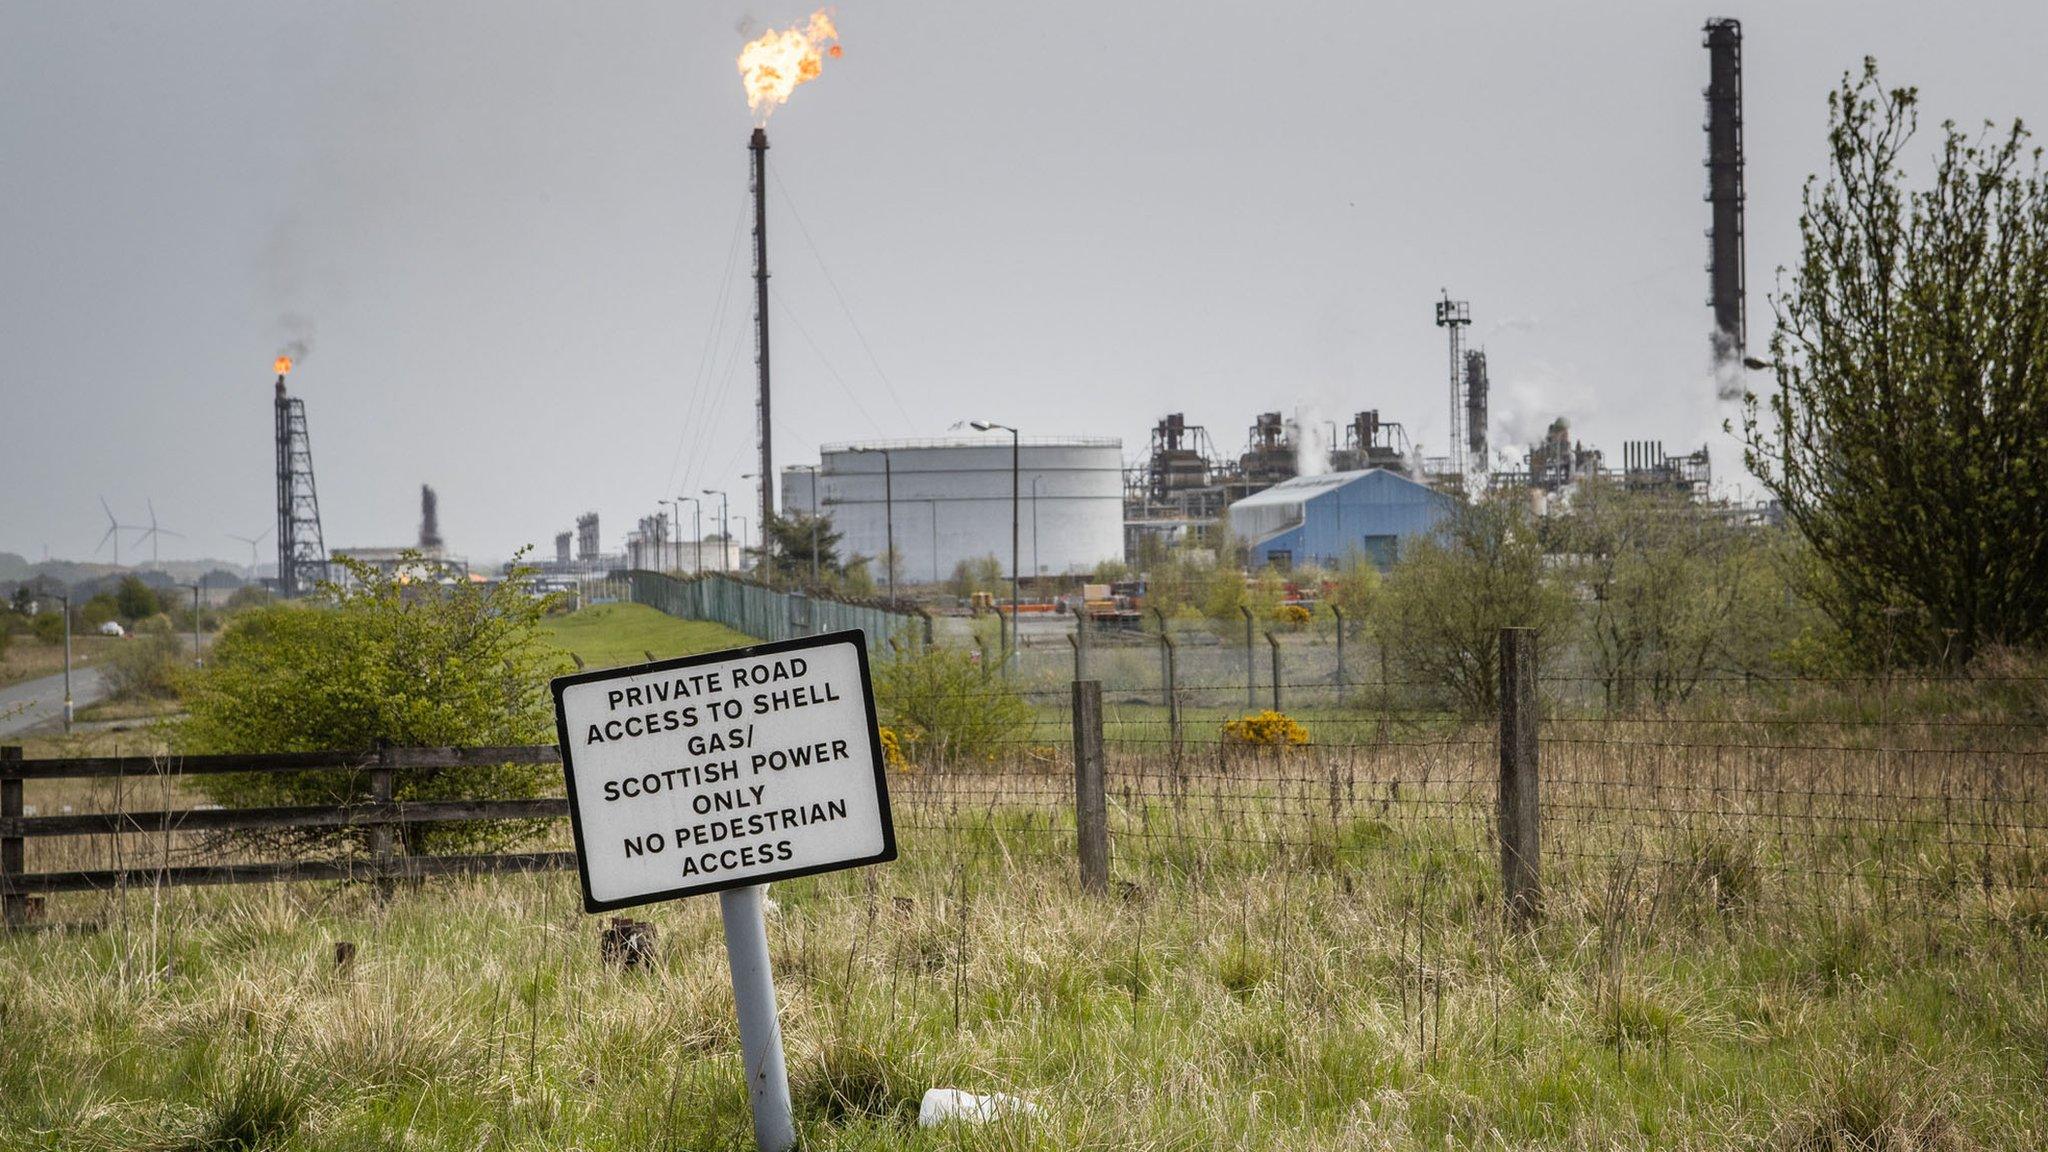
top-left (256, 15), bottom-right (1748, 599)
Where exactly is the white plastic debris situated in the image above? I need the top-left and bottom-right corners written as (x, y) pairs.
top-left (917, 1088), bottom-right (1040, 1128)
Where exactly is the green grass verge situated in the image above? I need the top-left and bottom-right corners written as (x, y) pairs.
top-left (1, 804), bottom-right (2041, 1149)
top-left (539, 603), bottom-right (754, 671)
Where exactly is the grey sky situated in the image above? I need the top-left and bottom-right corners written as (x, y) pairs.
top-left (4, 2), bottom-right (2044, 566)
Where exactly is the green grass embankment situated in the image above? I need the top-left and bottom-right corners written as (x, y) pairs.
top-left (539, 603), bottom-right (754, 671)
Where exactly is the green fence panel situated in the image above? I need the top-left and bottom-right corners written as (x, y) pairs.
top-left (615, 570), bottom-right (929, 653)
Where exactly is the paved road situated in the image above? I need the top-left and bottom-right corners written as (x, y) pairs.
top-left (0, 665), bottom-right (108, 738)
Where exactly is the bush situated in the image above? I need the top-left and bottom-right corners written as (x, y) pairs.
top-left (1374, 494), bottom-right (1572, 715)
top-left (1221, 710), bottom-right (1310, 747)
top-left (872, 646), bottom-right (1033, 765)
top-left (81, 595), bottom-right (118, 630)
top-left (178, 556), bottom-right (572, 855)
top-left (29, 611), bottom-right (64, 645)
top-left (100, 632), bottom-right (184, 700)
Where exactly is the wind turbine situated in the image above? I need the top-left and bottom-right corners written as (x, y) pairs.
top-left (95, 497), bottom-right (141, 567)
top-left (227, 527), bottom-right (272, 579)
top-left (135, 499), bottom-right (184, 570)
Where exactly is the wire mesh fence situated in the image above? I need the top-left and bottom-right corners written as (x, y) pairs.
top-left (6, 630), bottom-right (2045, 938)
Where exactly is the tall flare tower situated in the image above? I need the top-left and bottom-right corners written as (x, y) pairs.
top-left (273, 358), bottom-right (329, 595)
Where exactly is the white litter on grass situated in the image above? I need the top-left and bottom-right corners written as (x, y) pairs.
top-left (917, 1088), bottom-right (1040, 1128)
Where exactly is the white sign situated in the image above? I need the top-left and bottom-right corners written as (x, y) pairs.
top-left (552, 630), bottom-right (896, 912)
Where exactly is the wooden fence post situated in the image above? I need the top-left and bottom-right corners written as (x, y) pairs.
top-left (1073, 604), bottom-right (1090, 682)
top-left (1071, 680), bottom-right (1108, 894)
top-left (1498, 628), bottom-right (1542, 924)
top-left (370, 744), bottom-right (396, 887)
top-left (2, 747), bottom-right (23, 928)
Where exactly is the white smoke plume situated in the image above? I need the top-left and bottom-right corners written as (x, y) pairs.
top-left (1290, 407), bottom-right (1330, 476)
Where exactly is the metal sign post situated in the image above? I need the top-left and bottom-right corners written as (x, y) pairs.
top-left (552, 629), bottom-right (896, 1152)
top-left (721, 884), bottom-right (796, 1150)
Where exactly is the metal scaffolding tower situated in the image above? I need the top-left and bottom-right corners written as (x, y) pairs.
top-left (274, 374), bottom-right (329, 596)
top-left (1435, 291), bottom-right (1473, 475)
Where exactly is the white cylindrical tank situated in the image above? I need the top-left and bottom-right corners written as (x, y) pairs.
top-left (809, 437), bottom-right (1123, 583)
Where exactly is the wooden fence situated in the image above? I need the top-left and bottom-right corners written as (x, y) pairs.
top-left (0, 744), bottom-right (574, 925)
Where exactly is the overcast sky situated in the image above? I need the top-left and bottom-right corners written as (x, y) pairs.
top-left (4, 2), bottom-right (2045, 567)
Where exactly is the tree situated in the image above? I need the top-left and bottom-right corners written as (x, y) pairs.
top-left (1743, 61), bottom-right (2048, 665)
top-left (761, 512), bottom-right (843, 585)
top-left (114, 576), bottom-right (161, 621)
top-left (946, 556), bottom-right (1003, 600)
top-left (1554, 482), bottom-right (1778, 708)
top-left (178, 556), bottom-right (573, 854)
top-left (1374, 495), bottom-right (1571, 714)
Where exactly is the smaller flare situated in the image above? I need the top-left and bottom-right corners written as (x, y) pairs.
top-left (274, 355), bottom-right (294, 377)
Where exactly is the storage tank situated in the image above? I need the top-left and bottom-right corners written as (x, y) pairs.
top-left (806, 437), bottom-right (1124, 583)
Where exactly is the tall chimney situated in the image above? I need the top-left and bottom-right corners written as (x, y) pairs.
top-left (418, 484), bottom-right (443, 553)
top-left (751, 127), bottom-right (774, 576)
top-left (1703, 18), bottom-right (1747, 367)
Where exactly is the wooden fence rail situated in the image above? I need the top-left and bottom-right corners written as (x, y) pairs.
top-left (0, 744), bottom-right (570, 924)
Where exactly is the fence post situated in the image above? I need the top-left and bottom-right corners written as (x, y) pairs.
top-left (2, 746), bottom-right (23, 928)
top-left (1073, 604), bottom-right (1090, 682)
top-left (370, 744), bottom-right (396, 887)
top-left (1239, 605), bottom-right (1255, 708)
top-left (1152, 608), bottom-right (1171, 706)
top-left (1071, 680), bottom-right (1108, 894)
top-left (1266, 632), bottom-right (1282, 712)
top-left (1498, 628), bottom-right (1542, 924)
top-left (1162, 633), bottom-right (1181, 764)
top-left (1330, 604), bottom-right (1345, 697)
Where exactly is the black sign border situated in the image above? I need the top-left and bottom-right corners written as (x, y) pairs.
top-left (551, 628), bottom-right (897, 914)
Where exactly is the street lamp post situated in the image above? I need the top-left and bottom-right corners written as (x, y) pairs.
top-left (51, 592), bottom-right (72, 732)
top-left (703, 489), bottom-right (730, 573)
top-left (741, 473), bottom-right (769, 586)
top-left (678, 496), bottom-right (702, 574)
top-left (851, 448), bottom-right (895, 601)
top-left (1030, 475), bottom-right (1041, 581)
top-left (791, 464), bottom-right (821, 586)
top-left (183, 582), bottom-right (202, 666)
top-left (970, 420), bottom-right (1020, 671)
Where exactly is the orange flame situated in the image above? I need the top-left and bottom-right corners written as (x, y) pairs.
top-left (737, 10), bottom-right (839, 120)
top-left (274, 356), bottom-right (294, 376)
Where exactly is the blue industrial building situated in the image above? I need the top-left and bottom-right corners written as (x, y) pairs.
top-left (1227, 469), bottom-right (1455, 570)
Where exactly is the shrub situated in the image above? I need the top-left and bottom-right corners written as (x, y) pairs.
top-left (872, 646), bottom-right (1033, 765)
top-left (29, 611), bottom-right (65, 645)
top-left (100, 631), bottom-right (184, 700)
top-left (1374, 493), bottom-right (1572, 715)
top-left (113, 575), bottom-right (161, 620)
top-left (1221, 710), bottom-right (1310, 747)
top-left (877, 725), bottom-right (918, 772)
top-left (1275, 603), bottom-right (1312, 627)
top-left (178, 555), bottom-right (572, 855)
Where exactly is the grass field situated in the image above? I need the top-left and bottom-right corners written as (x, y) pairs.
top-left (0, 633), bottom-right (119, 689)
top-left (2, 716), bottom-right (2043, 1150)
top-left (539, 603), bottom-right (755, 671)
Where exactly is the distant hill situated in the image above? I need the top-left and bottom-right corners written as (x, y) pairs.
top-left (0, 556), bottom-right (251, 595)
